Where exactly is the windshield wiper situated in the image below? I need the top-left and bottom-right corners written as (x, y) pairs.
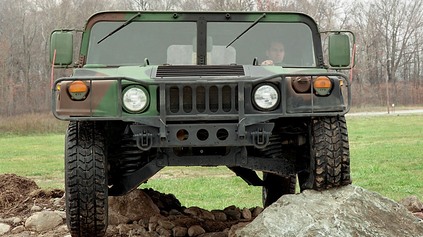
top-left (97, 12), bottom-right (141, 44)
top-left (226, 13), bottom-right (266, 48)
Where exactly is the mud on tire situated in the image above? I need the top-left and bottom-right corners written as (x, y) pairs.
top-left (65, 121), bottom-right (108, 237)
top-left (300, 116), bottom-right (351, 191)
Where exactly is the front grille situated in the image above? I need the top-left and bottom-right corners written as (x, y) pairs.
top-left (164, 84), bottom-right (238, 115)
top-left (156, 65), bottom-right (245, 77)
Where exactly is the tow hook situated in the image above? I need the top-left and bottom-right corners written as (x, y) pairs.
top-left (251, 129), bottom-right (271, 148)
top-left (135, 131), bottom-right (153, 151)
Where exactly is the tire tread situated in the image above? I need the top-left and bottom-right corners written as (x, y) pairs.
top-left (65, 122), bottom-right (108, 237)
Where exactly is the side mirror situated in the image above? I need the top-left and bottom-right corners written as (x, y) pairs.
top-left (327, 31), bottom-right (355, 69)
top-left (50, 30), bottom-right (73, 66)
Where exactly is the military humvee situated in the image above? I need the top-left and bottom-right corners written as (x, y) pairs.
top-left (50, 11), bottom-right (354, 237)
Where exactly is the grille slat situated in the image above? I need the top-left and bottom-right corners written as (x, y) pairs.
top-left (167, 84), bottom-right (238, 115)
top-left (156, 65), bottom-right (245, 77)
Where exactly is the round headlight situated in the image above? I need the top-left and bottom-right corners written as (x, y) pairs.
top-left (122, 86), bottom-right (149, 113)
top-left (253, 84), bottom-right (280, 110)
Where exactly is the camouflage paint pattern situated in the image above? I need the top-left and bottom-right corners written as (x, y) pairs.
top-left (52, 11), bottom-right (350, 122)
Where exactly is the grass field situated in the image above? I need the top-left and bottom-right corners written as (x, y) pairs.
top-left (0, 113), bottom-right (422, 209)
top-left (347, 114), bottom-right (423, 200)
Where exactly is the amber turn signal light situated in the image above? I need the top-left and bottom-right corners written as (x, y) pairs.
top-left (68, 80), bottom-right (89, 100)
top-left (313, 76), bottom-right (332, 96)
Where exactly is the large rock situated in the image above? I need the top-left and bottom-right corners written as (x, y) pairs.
top-left (24, 211), bottom-right (63, 232)
top-left (108, 189), bottom-right (160, 225)
top-left (236, 185), bottom-right (423, 237)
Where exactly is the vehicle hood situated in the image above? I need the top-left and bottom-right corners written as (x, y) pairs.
top-left (71, 65), bottom-right (328, 81)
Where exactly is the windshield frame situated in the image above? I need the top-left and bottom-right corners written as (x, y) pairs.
top-left (80, 11), bottom-right (324, 67)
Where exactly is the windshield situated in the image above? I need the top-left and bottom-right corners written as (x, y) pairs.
top-left (87, 22), bottom-right (197, 66)
top-left (86, 21), bottom-right (315, 67)
top-left (208, 22), bottom-right (315, 66)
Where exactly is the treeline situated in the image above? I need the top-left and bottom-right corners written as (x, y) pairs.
top-left (1, 0), bottom-right (422, 116)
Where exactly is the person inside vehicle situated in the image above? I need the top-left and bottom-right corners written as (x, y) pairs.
top-left (261, 40), bottom-right (285, 66)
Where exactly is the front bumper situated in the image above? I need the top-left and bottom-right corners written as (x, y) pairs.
top-left (130, 122), bottom-right (274, 150)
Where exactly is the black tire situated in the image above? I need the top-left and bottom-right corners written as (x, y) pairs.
top-left (65, 121), bottom-right (108, 237)
top-left (262, 173), bottom-right (296, 207)
top-left (299, 116), bottom-right (351, 191)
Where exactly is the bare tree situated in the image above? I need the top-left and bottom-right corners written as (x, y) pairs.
top-left (205, 0), bottom-right (255, 11)
top-left (122, 0), bottom-right (179, 10)
top-left (129, 0), bottom-right (151, 10)
top-left (362, 0), bottom-right (423, 84)
top-left (1, 0), bottom-right (423, 115)
top-left (349, 0), bottom-right (423, 107)
top-left (0, 0), bottom-right (38, 114)
top-left (177, 0), bottom-right (205, 11)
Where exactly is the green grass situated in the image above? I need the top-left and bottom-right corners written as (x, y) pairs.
top-left (0, 114), bottom-right (422, 209)
top-left (143, 174), bottom-right (262, 209)
top-left (0, 134), bottom-right (65, 189)
top-left (347, 114), bottom-right (423, 201)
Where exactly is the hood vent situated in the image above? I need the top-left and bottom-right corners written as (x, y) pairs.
top-left (156, 65), bottom-right (245, 77)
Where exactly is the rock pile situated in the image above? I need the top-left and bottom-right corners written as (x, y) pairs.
top-left (0, 181), bottom-right (262, 237)
top-left (106, 188), bottom-right (263, 237)
top-left (1, 173), bottom-right (423, 237)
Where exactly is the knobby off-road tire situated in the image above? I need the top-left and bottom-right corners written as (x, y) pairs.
top-left (300, 116), bottom-right (351, 191)
top-left (262, 173), bottom-right (296, 207)
top-left (65, 121), bottom-right (108, 237)
top-left (260, 135), bottom-right (296, 207)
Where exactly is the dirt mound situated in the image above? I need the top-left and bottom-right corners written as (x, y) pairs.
top-left (0, 174), bottom-right (38, 211)
top-left (0, 174), bottom-right (63, 217)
